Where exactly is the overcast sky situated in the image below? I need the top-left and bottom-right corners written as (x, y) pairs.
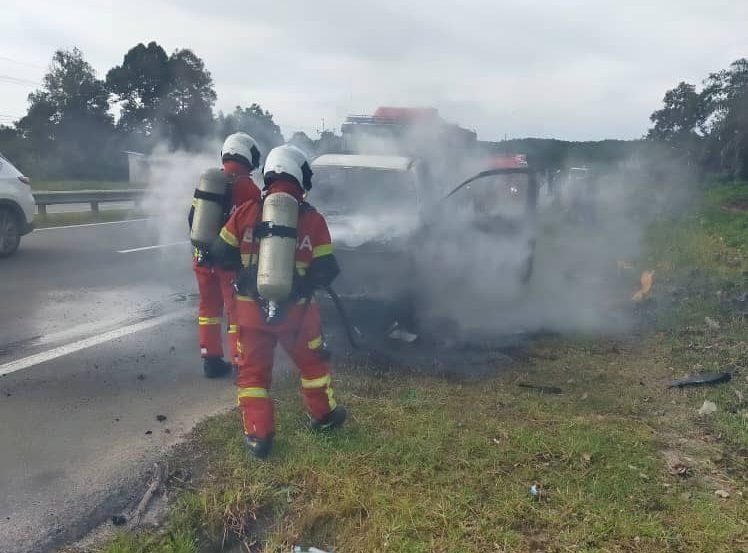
top-left (1, 0), bottom-right (746, 141)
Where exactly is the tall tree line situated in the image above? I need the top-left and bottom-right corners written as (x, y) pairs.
top-left (648, 58), bottom-right (748, 181)
top-left (0, 42), bottom-right (287, 180)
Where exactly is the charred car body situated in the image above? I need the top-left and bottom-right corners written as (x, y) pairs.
top-left (312, 145), bottom-right (539, 344)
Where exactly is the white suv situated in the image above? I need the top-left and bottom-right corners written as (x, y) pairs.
top-left (0, 153), bottom-right (34, 256)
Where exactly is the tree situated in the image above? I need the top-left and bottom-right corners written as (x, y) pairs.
top-left (162, 49), bottom-right (217, 150)
top-left (106, 42), bottom-right (171, 142)
top-left (288, 131), bottom-right (316, 157)
top-left (0, 125), bottom-right (27, 173)
top-left (314, 130), bottom-right (343, 155)
top-left (647, 81), bottom-right (707, 161)
top-left (16, 48), bottom-right (123, 179)
top-left (702, 59), bottom-right (748, 180)
top-left (218, 104), bottom-right (284, 154)
top-left (107, 45), bottom-right (217, 151)
top-left (648, 59), bottom-right (748, 181)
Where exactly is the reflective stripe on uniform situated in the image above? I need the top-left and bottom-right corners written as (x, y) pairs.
top-left (301, 374), bottom-right (331, 389)
top-left (307, 336), bottom-right (322, 350)
top-left (198, 316), bottom-right (222, 325)
top-left (312, 244), bottom-right (333, 258)
top-left (220, 227), bottom-right (239, 247)
top-left (228, 324), bottom-right (239, 334)
top-left (296, 260), bottom-right (309, 276)
top-left (237, 387), bottom-right (269, 401)
top-left (327, 387), bottom-right (337, 410)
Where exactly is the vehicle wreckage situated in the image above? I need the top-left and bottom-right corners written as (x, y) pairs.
top-left (312, 151), bottom-right (539, 350)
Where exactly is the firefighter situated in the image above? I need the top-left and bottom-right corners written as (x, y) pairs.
top-left (212, 144), bottom-right (345, 458)
top-left (189, 132), bottom-right (261, 378)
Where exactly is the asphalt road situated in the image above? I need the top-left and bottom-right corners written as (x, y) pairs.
top-left (0, 219), bottom-right (238, 553)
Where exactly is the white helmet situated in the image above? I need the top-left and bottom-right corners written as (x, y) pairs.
top-left (221, 132), bottom-right (261, 170)
top-left (263, 144), bottom-right (313, 191)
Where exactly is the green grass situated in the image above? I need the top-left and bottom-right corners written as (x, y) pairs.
top-left (93, 183), bottom-right (748, 553)
top-left (34, 209), bottom-right (147, 228)
top-left (31, 180), bottom-right (145, 191)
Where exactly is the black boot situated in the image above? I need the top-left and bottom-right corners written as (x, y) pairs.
top-left (244, 434), bottom-right (273, 459)
top-left (203, 356), bottom-right (231, 378)
top-left (310, 406), bottom-right (347, 432)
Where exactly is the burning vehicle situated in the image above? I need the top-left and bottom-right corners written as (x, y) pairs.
top-left (312, 149), bottom-right (539, 345)
top-left (312, 154), bottom-right (428, 301)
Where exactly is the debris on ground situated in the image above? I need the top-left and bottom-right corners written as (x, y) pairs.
top-left (156, 415), bottom-right (167, 422)
top-left (518, 383), bottom-right (563, 395)
top-left (698, 400), bottom-right (718, 416)
top-left (729, 292), bottom-right (748, 315)
top-left (714, 489), bottom-right (730, 499)
top-left (136, 374), bottom-right (146, 381)
top-left (669, 372), bottom-right (732, 388)
top-left (111, 515), bottom-right (127, 526)
top-left (704, 316), bottom-right (721, 330)
top-left (529, 483), bottom-right (547, 501)
top-left (632, 270), bottom-right (655, 302)
top-left (387, 321), bottom-right (418, 343)
top-left (669, 462), bottom-right (690, 478)
top-left (128, 463), bottom-right (166, 529)
top-left (293, 547), bottom-right (332, 553)
top-left (145, 430), bottom-right (153, 435)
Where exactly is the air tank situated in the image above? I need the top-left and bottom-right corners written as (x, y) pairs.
top-left (257, 192), bottom-right (299, 304)
top-left (190, 168), bottom-right (229, 249)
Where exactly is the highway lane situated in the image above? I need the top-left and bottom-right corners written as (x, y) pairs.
top-left (0, 218), bottom-right (192, 356)
top-left (0, 219), bottom-right (238, 553)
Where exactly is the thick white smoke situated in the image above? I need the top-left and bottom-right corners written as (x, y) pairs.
top-left (140, 143), bottom-right (221, 246)
top-left (314, 124), bottom-right (697, 341)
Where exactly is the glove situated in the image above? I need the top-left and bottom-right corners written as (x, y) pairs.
top-left (292, 273), bottom-right (315, 299)
top-left (234, 267), bottom-right (258, 297)
top-left (210, 237), bottom-right (241, 270)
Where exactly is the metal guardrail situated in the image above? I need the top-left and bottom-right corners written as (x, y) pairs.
top-left (33, 189), bottom-right (147, 216)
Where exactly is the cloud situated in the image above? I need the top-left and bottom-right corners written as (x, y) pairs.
top-left (0, 0), bottom-right (746, 140)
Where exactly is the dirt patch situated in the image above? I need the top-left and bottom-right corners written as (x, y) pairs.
top-left (720, 198), bottom-right (748, 213)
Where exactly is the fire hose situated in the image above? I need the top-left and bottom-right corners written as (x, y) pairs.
top-left (324, 285), bottom-right (362, 350)
top-left (292, 285), bottom-right (361, 350)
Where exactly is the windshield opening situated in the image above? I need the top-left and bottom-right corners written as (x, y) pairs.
top-left (453, 173), bottom-right (530, 220)
top-left (312, 166), bottom-right (419, 217)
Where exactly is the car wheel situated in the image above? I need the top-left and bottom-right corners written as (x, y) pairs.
top-left (0, 208), bottom-right (21, 257)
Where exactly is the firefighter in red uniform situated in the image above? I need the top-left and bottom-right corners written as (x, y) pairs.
top-left (189, 132), bottom-right (261, 378)
top-left (212, 145), bottom-right (345, 458)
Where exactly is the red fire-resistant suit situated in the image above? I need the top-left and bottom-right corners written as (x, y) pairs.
top-left (191, 160), bottom-right (260, 364)
top-left (217, 181), bottom-right (338, 439)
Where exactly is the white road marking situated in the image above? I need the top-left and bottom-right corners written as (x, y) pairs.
top-left (36, 218), bottom-right (151, 231)
top-left (117, 241), bottom-right (189, 254)
top-left (0, 309), bottom-right (190, 377)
